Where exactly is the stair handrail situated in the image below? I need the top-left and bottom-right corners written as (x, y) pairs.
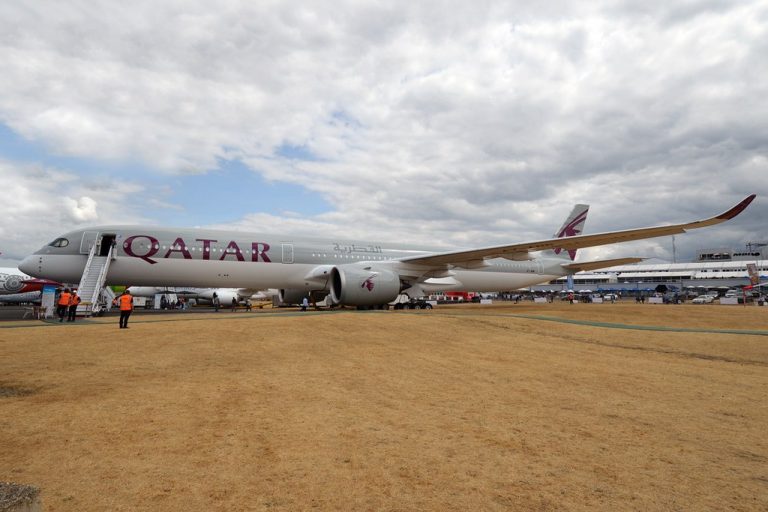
top-left (77, 242), bottom-right (98, 302)
top-left (90, 244), bottom-right (114, 315)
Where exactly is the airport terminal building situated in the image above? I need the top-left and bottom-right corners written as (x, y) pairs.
top-left (531, 242), bottom-right (768, 295)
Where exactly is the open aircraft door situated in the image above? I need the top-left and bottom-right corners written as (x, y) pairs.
top-left (79, 231), bottom-right (99, 254)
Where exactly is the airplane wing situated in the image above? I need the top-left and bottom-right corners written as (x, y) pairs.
top-left (399, 195), bottom-right (756, 267)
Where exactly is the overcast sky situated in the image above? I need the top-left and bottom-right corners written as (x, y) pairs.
top-left (1, 0), bottom-right (766, 268)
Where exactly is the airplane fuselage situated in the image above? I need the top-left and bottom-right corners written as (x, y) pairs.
top-left (20, 226), bottom-right (566, 293)
top-left (17, 196), bottom-right (757, 306)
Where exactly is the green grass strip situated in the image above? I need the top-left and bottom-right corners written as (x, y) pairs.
top-left (428, 312), bottom-right (768, 337)
top-left (3, 308), bottom-right (767, 337)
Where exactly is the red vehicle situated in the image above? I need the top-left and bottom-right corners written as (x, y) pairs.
top-left (443, 291), bottom-right (479, 302)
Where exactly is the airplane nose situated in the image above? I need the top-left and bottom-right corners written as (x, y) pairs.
top-left (18, 255), bottom-right (41, 277)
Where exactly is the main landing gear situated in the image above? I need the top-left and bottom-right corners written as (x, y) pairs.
top-left (393, 300), bottom-right (432, 310)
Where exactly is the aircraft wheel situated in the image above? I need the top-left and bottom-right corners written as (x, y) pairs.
top-left (424, 303), bottom-right (433, 309)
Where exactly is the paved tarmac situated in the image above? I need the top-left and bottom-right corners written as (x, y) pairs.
top-left (0, 305), bottom-right (257, 322)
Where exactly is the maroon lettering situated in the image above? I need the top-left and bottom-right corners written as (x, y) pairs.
top-left (252, 242), bottom-right (271, 262)
top-left (196, 238), bottom-right (217, 260)
top-left (123, 235), bottom-right (160, 264)
top-left (125, 234), bottom-right (270, 264)
top-left (164, 237), bottom-right (192, 259)
top-left (219, 240), bottom-right (244, 261)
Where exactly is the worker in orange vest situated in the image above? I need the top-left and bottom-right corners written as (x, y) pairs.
top-left (57, 288), bottom-right (71, 323)
top-left (118, 289), bottom-right (134, 329)
top-left (67, 290), bottom-right (82, 322)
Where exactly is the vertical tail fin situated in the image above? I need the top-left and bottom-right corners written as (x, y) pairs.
top-left (544, 204), bottom-right (589, 261)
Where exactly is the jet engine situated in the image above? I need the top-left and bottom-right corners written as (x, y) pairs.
top-left (278, 288), bottom-right (329, 305)
top-left (196, 289), bottom-right (241, 305)
top-left (330, 266), bottom-right (401, 306)
top-left (1, 275), bottom-right (24, 293)
top-left (278, 288), bottom-right (306, 305)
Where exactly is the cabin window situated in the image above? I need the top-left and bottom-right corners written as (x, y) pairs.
top-left (48, 237), bottom-right (69, 248)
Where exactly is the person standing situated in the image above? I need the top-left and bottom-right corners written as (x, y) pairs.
top-left (231, 296), bottom-right (238, 312)
top-left (57, 288), bottom-right (71, 322)
top-left (301, 296), bottom-right (309, 312)
top-left (67, 290), bottom-right (81, 322)
top-left (213, 292), bottom-right (220, 312)
top-left (118, 290), bottom-right (134, 329)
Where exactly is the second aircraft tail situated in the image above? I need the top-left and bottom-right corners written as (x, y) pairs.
top-left (543, 204), bottom-right (589, 261)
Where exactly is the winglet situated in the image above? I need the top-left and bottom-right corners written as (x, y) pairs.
top-left (716, 194), bottom-right (756, 221)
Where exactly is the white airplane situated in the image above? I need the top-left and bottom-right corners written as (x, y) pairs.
top-left (18, 195), bottom-right (756, 308)
top-left (0, 267), bottom-right (60, 296)
top-left (126, 286), bottom-right (277, 305)
top-left (0, 267), bottom-right (62, 304)
top-left (0, 290), bottom-right (43, 304)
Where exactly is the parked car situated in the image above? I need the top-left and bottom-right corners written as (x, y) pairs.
top-left (692, 295), bottom-right (715, 304)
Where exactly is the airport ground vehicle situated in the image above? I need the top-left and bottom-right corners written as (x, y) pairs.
top-left (392, 300), bottom-right (433, 310)
top-left (692, 295), bottom-right (716, 304)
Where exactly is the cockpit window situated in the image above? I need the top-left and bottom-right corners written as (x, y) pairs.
top-left (48, 237), bottom-right (69, 248)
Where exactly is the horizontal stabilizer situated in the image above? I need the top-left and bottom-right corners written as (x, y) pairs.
top-left (561, 257), bottom-right (645, 273)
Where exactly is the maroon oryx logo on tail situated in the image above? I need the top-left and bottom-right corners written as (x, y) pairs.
top-left (553, 209), bottom-right (588, 260)
top-left (361, 275), bottom-right (375, 291)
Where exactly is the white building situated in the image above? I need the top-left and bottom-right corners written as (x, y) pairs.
top-left (532, 242), bottom-right (768, 295)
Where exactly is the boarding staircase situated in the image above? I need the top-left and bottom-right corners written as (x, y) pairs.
top-left (76, 241), bottom-right (115, 317)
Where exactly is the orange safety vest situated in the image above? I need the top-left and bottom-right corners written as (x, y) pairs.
top-left (119, 294), bottom-right (133, 311)
top-left (58, 291), bottom-right (71, 306)
top-left (69, 294), bottom-right (81, 307)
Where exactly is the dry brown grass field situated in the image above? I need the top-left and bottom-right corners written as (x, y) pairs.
top-left (1, 302), bottom-right (767, 511)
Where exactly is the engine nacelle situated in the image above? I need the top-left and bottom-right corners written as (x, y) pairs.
top-left (196, 289), bottom-right (240, 305)
top-left (278, 288), bottom-right (307, 305)
top-left (330, 266), bottom-right (401, 306)
top-left (278, 289), bottom-right (329, 305)
top-left (1, 274), bottom-right (24, 293)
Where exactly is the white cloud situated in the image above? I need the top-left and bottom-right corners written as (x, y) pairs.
top-left (0, 0), bottom-right (766, 265)
top-left (63, 196), bottom-right (98, 222)
top-left (0, 160), bottom-right (165, 260)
